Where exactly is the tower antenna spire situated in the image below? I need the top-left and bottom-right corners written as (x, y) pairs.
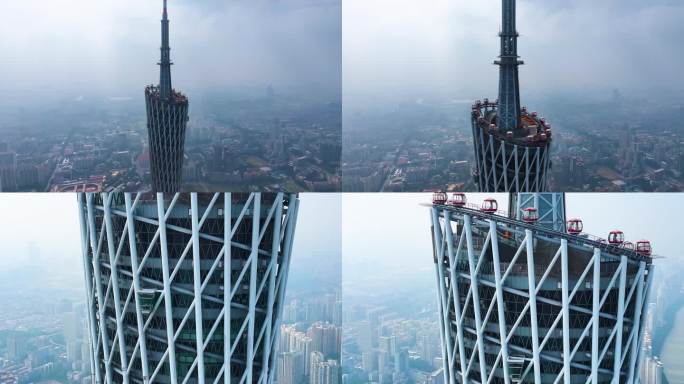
top-left (495, 0), bottom-right (523, 132)
top-left (159, 0), bottom-right (173, 99)
top-left (145, 0), bottom-right (189, 192)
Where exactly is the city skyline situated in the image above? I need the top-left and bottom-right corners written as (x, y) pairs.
top-left (0, 0), bottom-right (342, 193)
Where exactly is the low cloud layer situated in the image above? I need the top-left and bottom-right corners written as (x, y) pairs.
top-left (0, 0), bottom-right (341, 101)
top-left (344, 0), bottom-right (684, 104)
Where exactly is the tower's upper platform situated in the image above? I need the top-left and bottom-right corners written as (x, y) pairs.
top-left (471, 98), bottom-right (551, 148)
top-left (145, 85), bottom-right (188, 106)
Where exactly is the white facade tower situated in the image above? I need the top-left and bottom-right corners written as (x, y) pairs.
top-left (78, 192), bottom-right (299, 384)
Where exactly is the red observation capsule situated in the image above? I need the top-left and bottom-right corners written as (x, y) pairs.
top-left (449, 193), bottom-right (467, 207)
top-left (481, 198), bottom-right (498, 213)
top-left (608, 230), bottom-right (625, 245)
top-left (432, 192), bottom-right (448, 205)
top-left (567, 218), bottom-right (583, 234)
top-left (521, 207), bottom-right (539, 223)
top-left (636, 240), bottom-right (652, 256)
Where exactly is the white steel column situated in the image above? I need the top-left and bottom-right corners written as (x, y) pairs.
top-left (464, 214), bottom-right (488, 383)
top-left (591, 248), bottom-right (601, 384)
top-left (124, 193), bottom-right (151, 384)
top-left (224, 193), bottom-right (232, 384)
top-left (157, 192), bottom-right (179, 384)
top-left (634, 265), bottom-right (655, 383)
top-left (560, 239), bottom-right (571, 384)
top-left (432, 209), bottom-right (456, 384)
top-left (190, 194), bottom-right (206, 383)
top-left (261, 194), bottom-right (283, 384)
top-left (268, 194), bottom-right (299, 384)
top-left (445, 214), bottom-right (469, 384)
top-left (525, 230), bottom-right (542, 383)
top-left (612, 256), bottom-right (628, 383)
top-left (489, 220), bottom-right (510, 384)
top-left (77, 194), bottom-right (103, 384)
top-left (627, 262), bottom-right (646, 384)
top-left (86, 194), bottom-right (114, 384)
top-left (102, 193), bottom-right (131, 384)
top-left (246, 194), bottom-right (261, 384)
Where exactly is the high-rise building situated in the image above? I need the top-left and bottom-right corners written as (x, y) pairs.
top-left (357, 321), bottom-right (374, 353)
top-left (278, 351), bottom-right (305, 384)
top-left (145, 0), bottom-right (189, 192)
top-left (431, 193), bottom-right (655, 383)
top-left (307, 322), bottom-right (340, 359)
top-left (62, 311), bottom-right (82, 345)
top-left (0, 149), bottom-right (17, 192)
top-left (471, 0), bottom-right (552, 192)
top-left (310, 352), bottom-right (340, 384)
top-left (78, 192), bottom-right (299, 384)
top-left (6, 333), bottom-right (28, 361)
top-left (280, 324), bottom-right (313, 375)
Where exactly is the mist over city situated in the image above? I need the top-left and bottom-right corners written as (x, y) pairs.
top-left (0, 1), bottom-right (683, 384)
top-left (343, 0), bottom-right (684, 192)
top-left (0, 0), bottom-right (342, 193)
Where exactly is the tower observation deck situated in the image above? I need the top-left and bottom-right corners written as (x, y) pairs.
top-left (145, 0), bottom-right (189, 192)
top-left (78, 192), bottom-right (299, 384)
top-left (472, 0), bottom-right (552, 192)
top-left (430, 193), bottom-right (654, 383)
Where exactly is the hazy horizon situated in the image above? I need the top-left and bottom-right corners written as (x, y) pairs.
top-left (0, 0), bottom-right (341, 107)
top-left (343, 0), bottom-right (684, 110)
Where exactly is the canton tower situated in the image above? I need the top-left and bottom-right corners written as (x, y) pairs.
top-left (145, 0), bottom-right (189, 192)
top-left (78, 192), bottom-right (300, 384)
top-left (471, 0), bottom-right (552, 192)
top-left (430, 193), bottom-right (655, 383)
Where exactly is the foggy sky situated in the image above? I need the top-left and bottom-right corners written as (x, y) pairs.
top-left (0, 0), bottom-right (341, 104)
top-left (343, 0), bottom-right (684, 108)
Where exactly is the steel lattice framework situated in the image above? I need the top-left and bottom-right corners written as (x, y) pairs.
top-left (145, 0), bottom-right (189, 192)
top-left (471, 0), bottom-right (551, 192)
top-left (472, 125), bottom-right (551, 193)
top-left (78, 192), bottom-right (299, 384)
top-left (430, 203), bottom-right (654, 384)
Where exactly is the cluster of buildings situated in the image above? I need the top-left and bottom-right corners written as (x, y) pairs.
top-left (343, 113), bottom-right (475, 192)
top-left (0, 127), bottom-right (145, 193)
top-left (184, 110), bottom-right (341, 192)
top-left (343, 305), bottom-right (443, 384)
top-left (0, 298), bottom-right (92, 384)
top-left (278, 322), bottom-right (341, 384)
top-left (0, 99), bottom-right (341, 193)
top-left (550, 119), bottom-right (684, 192)
top-left (277, 291), bottom-right (342, 384)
